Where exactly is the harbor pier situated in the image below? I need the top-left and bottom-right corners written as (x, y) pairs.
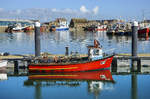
top-left (0, 53), bottom-right (150, 75)
top-left (111, 54), bottom-right (150, 74)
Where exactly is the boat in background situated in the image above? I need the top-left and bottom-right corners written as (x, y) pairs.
top-left (5, 23), bottom-right (25, 33)
top-left (49, 25), bottom-right (56, 32)
top-left (49, 18), bottom-right (69, 31)
top-left (138, 28), bottom-right (149, 34)
top-left (83, 25), bottom-right (96, 32)
top-left (96, 25), bottom-right (107, 31)
top-left (56, 23), bottom-right (69, 31)
top-left (138, 23), bottom-right (150, 36)
top-left (28, 40), bottom-right (114, 73)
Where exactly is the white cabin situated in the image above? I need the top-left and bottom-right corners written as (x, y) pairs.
top-left (88, 46), bottom-right (103, 61)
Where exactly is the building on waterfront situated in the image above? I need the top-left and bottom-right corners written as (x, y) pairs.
top-left (69, 18), bottom-right (88, 31)
top-left (69, 18), bottom-right (122, 31)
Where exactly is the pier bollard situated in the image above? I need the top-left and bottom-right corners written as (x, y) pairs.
top-left (34, 21), bottom-right (41, 57)
top-left (14, 60), bottom-right (19, 74)
top-left (131, 21), bottom-right (138, 72)
top-left (65, 46), bottom-right (69, 56)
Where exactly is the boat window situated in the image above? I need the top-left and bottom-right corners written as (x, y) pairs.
top-left (93, 49), bottom-right (99, 55)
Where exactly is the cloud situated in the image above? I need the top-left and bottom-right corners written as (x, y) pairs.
top-left (0, 7), bottom-right (100, 22)
top-left (93, 6), bottom-right (99, 14)
top-left (0, 8), bottom-right (4, 12)
top-left (51, 8), bottom-right (78, 14)
top-left (80, 5), bottom-right (89, 13)
top-left (16, 9), bottom-right (22, 14)
top-left (51, 8), bottom-right (57, 12)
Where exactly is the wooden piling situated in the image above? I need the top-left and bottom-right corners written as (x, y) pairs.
top-left (137, 58), bottom-right (141, 72)
top-left (132, 21), bottom-right (138, 57)
top-left (14, 60), bottom-right (19, 74)
top-left (65, 46), bottom-right (69, 56)
top-left (111, 58), bottom-right (117, 72)
top-left (131, 21), bottom-right (138, 72)
top-left (35, 21), bottom-right (41, 57)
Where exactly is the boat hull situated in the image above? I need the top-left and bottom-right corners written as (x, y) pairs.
top-left (28, 56), bottom-right (114, 73)
top-left (138, 28), bottom-right (149, 34)
top-left (96, 25), bottom-right (107, 31)
top-left (56, 27), bottom-right (69, 31)
top-left (96, 28), bottom-right (107, 31)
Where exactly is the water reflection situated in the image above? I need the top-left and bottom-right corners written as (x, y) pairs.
top-left (0, 31), bottom-right (150, 55)
top-left (1, 67), bottom-right (150, 99)
top-left (24, 70), bottom-right (114, 99)
top-left (131, 74), bottom-right (137, 99)
top-left (0, 70), bottom-right (7, 80)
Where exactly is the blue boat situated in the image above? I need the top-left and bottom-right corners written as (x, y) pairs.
top-left (56, 24), bottom-right (69, 31)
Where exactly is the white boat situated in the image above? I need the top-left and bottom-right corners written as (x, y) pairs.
top-left (12, 23), bottom-right (25, 31)
top-left (56, 19), bottom-right (69, 31)
top-left (0, 60), bottom-right (8, 68)
top-left (96, 25), bottom-right (107, 31)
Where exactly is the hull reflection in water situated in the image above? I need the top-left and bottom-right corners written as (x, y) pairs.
top-left (28, 69), bottom-right (114, 81)
top-left (24, 70), bottom-right (114, 99)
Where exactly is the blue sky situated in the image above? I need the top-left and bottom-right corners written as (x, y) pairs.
top-left (0, 0), bottom-right (150, 21)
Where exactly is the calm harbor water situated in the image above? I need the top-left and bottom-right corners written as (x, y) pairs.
top-left (0, 31), bottom-right (150, 55)
top-left (0, 73), bottom-right (150, 99)
top-left (0, 31), bottom-right (150, 99)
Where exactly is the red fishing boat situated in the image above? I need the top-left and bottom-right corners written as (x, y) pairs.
top-left (138, 23), bottom-right (149, 37)
top-left (28, 40), bottom-right (114, 73)
top-left (138, 28), bottom-right (149, 35)
top-left (29, 69), bottom-right (113, 81)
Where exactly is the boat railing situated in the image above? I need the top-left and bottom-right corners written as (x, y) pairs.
top-left (29, 48), bottom-right (115, 64)
top-left (103, 48), bottom-right (115, 57)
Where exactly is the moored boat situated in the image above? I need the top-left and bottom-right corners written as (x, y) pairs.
top-left (96, 25), bottom-right (107, 31)
top-left (56, 24), bottom-right (69, 31)
top-left (28, 40), bottom-right (114, 73)
top-left (5, 23), bottom-right (25, 33)
top-left (138, 23), bottom-right (150, 37)
top-left (54, 18), bottom-right (69, 31)
top-left (138, 28), bottom-right (149, 35)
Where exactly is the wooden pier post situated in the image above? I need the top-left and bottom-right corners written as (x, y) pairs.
top-left (131, 21), bottom-right (138, 72)
top-left (132, 21), bottom-right (138, 57)
top-left (35, 21), bottom-right (41, 57)
top-left (111, 58), bottom-right (117, 72)
top-left (14, 60), bottom-right (19, 74)
top-left (65, 46), bottom-right (69, 56)
top-left (137, 58), bottom-right (141, 72)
